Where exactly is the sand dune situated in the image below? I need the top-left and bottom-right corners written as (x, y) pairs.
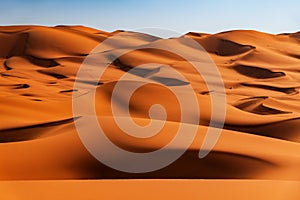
top-left (0, 25), bottom-right (300, 198)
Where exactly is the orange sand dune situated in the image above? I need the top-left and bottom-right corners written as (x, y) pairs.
top-left (0, 25), bottom-right (300, 198)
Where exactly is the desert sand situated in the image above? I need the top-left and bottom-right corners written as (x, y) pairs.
top-left (0, 25), bottom-right (300, 199)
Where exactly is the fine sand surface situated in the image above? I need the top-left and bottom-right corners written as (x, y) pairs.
top-left (0, 25), bottom-right (300, 199)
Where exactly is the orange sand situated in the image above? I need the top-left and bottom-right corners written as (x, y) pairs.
top-left (0, 25), bottom-right (300, 199)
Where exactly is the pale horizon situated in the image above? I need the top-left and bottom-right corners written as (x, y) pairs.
top-left (2, 0), bottom-right (300, 34)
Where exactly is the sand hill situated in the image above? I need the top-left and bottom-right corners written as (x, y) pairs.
top-left (0, 25), bottom-right (300, 199)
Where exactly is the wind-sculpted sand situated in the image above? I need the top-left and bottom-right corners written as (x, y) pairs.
top-left (0, 25), bottom-right (300, 199)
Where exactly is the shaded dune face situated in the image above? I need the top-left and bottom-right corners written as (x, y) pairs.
top-left (0, 26), bottom-right (300, 180)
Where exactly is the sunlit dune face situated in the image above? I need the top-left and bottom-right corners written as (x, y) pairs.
top-left (95, 82), bottom-right (182, 153)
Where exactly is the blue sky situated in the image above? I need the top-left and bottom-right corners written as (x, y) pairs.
top-left (1, 0), bottom-right (300, 34)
